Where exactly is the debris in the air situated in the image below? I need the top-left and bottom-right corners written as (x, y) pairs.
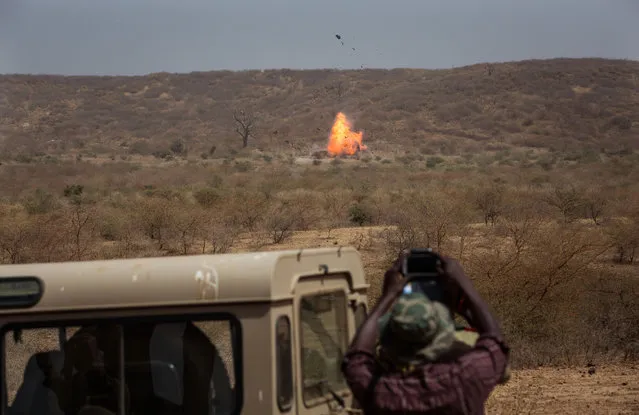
top-left (335, 34), bottom-right (344, 45)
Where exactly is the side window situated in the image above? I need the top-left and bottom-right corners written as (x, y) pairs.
top-left (354, 303), bottom-right (368, 329)
top-left (3, 316), bottom-right (241, 415)
top-left (299, 291), bottom-right (348, 406)
top-left (276, 316), bottom-right (293, 412)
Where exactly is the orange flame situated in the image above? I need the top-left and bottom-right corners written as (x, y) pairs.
top-left (327, 112), bottom-right (367, 156)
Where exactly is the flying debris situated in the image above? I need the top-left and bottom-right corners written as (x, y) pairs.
top-left (333, 33), bottom-right (365, 67)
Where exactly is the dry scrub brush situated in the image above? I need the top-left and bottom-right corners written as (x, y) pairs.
top-left (1, 162), bottom-right (638, 367)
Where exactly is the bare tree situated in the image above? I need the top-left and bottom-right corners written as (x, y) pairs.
top-left (233, 109), bottom-right (256, 148)
top-left (65, 201), bottom-right (97, 261)
top-left (608, 218), bottom-right (638, 264)
top-left (474, 185), bottom-right (504, 226)
top-left (136, 197), bottom-right (176, 251)
top-left (381, 190), bottom-right (464, 259)
top-left (264, 201), bottom-right (299, 244)
top-left (543, 184), bottom-right (583, 223)
top-left (322, 189), bottom-right (352, 239)
top-left (203, 218), bottom-right (238, 254)
top-left (582, 189), bottom-right (607, 225)
top-left (228, 190), bottom-right (269, 232)
top-left (0, 210), bottom-right (66, 264)
top-left (173, 208), bottom-right (202, 255)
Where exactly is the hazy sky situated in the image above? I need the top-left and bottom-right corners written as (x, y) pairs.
top-left (1, 0), bottom-right (637, 75)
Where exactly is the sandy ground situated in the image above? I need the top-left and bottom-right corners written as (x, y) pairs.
top-left (486, 364), bottom-right (639, 414)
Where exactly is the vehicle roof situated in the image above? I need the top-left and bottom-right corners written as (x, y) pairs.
top-left (0, 247), bottom-right (368, 314)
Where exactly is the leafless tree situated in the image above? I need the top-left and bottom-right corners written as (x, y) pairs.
top-left (264, 201), bottom-right (299, 244)
top-left (67, 202), bottom-right (96, 261)
top-left (0, 210), bottom-right (65, 264)
top-left (233, 109), bottom-right (256, 148)
top-left (474, 185), bottom-right (504, 226)
top-left (583, 190), bottom-right (607, 225)
top-left (322, 189), bottom-right (352, 239)
top-left (543, 184), bottom-right (583, 223)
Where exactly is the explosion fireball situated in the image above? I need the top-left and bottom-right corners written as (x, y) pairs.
top-left (326, 112), bottom-right (366, 157)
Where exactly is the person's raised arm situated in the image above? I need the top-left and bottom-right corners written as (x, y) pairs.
top-left (340, 252), bottom-right (408, 409)
top-left (348, 253), bottom-right (407, 354)
top-left (438, 256), bottom-right (503, 339)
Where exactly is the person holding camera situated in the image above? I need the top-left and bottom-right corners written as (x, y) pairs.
top-left (341, 251), bottom-right (510, 414)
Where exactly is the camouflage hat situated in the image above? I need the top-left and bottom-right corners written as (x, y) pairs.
top-left (378, 292), bottom-right (456, 366)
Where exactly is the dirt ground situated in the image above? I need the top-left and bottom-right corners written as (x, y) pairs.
top-left (486, 364), bottom-right (639, 414)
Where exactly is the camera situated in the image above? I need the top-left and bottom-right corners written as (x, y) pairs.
top-left (401, 248), bottom-right (445, 303)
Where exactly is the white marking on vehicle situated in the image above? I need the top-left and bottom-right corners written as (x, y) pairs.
top-left (194, 263), bottom-right (219, 300)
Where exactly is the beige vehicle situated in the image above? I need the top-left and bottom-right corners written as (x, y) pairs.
top-left (0, 247), bottom-right (369, 415)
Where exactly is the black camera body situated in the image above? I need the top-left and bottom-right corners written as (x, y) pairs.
top-left (401, 248), bottom-right (445, 303)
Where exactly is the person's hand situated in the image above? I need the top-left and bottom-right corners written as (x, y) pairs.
top-left (380, 250), bottom-right (409, 300)
top-left (382, 250), bottom-right (406, 296)
top-left (435, 254), bottom-right (477, 321)
top-left (436, 254), bottom-right (473, 291)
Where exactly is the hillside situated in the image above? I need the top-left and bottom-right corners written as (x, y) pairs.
top-left (1, 58), bottom-right (638, 163)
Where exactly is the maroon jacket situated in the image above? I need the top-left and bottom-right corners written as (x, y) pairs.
top-left (341, 334), bottom-right (509, 415)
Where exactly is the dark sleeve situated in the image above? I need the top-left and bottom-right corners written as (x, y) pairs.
top-left (340, 349), bottom-right (378, 407)
top-left (455, 335), bottom-right (510, 402)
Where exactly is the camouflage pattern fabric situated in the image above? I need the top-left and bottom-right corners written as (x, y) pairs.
top-left (378, 292), bottom-right (456, 366)
top-left (377, 292), bottom-right (512, 383)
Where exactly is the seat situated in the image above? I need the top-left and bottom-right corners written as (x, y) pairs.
top-left (62, 325), bottom-right (130, 415)
top-left (10, 351), bottom-right (65, 415)
top-left (124, 361), bottom-right (182, 415)
top-left (77, 406), bottom-right (116, 415)
top-left (55, 321), bottom-right (234, 415)
top-left (123, 321), bottom-right (234, 415)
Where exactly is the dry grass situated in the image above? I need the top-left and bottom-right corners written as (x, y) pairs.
top-left (1, 57), bottom-right (639, 412)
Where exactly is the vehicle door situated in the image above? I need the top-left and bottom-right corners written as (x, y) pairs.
top-left (293, 272), bottom-right (353, 415)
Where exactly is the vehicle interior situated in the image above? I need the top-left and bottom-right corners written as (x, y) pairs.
top-left (6, 320), bottom-right (236, 415)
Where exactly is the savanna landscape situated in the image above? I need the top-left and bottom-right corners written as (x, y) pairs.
top-left (1, 57), bottom-right (638, 413)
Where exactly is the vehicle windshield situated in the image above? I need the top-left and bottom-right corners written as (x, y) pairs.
top-left (3, 316), bottom-right (240, 415)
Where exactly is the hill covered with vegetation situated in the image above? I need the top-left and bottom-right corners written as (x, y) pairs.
top-left (1, 58), bottom-right (638, 163)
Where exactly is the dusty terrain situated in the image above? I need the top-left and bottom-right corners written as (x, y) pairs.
top-left (1, 58), bottom-right (638, 413)
top-left (487, 364), bottom-right (639, 414)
